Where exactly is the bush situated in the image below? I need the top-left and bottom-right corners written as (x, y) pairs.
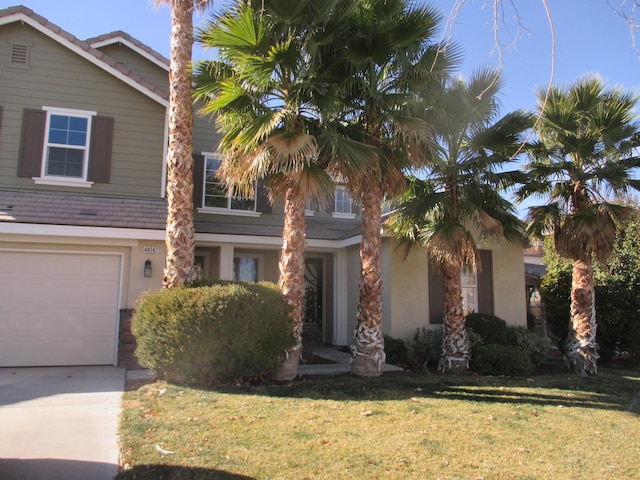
top-left (407, 327), bottom-right (443, 371)
top-left (471, 344), bottom-right (535, 376)
top-left (384, 335), bottom-right (408, 367)
top-left (465, 313), bottom-right (508, 345)
top-left (506, 326), bottom-right (548, 367)
top-left (132, 282), bottom-right (295, 385)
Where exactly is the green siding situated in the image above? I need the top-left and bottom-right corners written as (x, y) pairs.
top-left (0, 23), bottom-right (165, 199)
top-left (95, 43), bottom-right (169, 90)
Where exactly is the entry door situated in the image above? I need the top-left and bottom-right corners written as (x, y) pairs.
top-left (303, 258), bottom-right (323, 333)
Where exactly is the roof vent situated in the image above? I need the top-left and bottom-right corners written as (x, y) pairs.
top-left (8, 42), bottom-right (31, 67)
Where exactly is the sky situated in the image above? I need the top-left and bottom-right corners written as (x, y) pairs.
top-left (4, 0), bottom-right (640, 213)
top-left (5, 0), bottom-right (640, 116)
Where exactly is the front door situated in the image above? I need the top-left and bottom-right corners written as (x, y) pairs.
top-left (303, 258), bottom-right (323, 342)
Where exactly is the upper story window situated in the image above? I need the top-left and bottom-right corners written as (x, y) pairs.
top-left (17, 107), bottom-right (114, 188)
top-left (43, 108), bottom-right (93, 180)
top-left (332, 185), bottom-right (356, 219)
top-left (200, 154), bottom-right (257, 214)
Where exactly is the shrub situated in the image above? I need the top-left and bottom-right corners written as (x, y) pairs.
top-left (132, 282), bottom-right (295, 385)
top-left (471, 344), bottom-right (534, 376)
top-left (465, 313), bottom-right (508, 345)
top-left (384, 335), bottom-right (408, 367)
top-left (407, 327), bottom-right (443, 371)
top-left (506, 326), bottom-right (548, 367)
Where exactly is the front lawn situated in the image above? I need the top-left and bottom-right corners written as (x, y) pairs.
top-left (117, 368), bottom-right (640, 479)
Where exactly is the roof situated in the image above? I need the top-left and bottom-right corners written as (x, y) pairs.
top-left (0, 189), bottom-right (362, 241)
top-left (0, 5), bottom-right (169, 106)
top-left (86, 30), bottom-right (170, 71)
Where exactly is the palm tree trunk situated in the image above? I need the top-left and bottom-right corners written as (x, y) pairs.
top-left (163, 0), bottom-right (197, 289)
top-left (351, 182), bottom-right (386, 377)
top-left (439, 262), bottom-right (470, 373)
top-left (272, 185), bottom-right (306, 381)
top-left (567, 258), bottom-right (599, 375)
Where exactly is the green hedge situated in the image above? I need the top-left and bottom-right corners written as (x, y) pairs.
top-left (465, 313), bottom-right (508, 345)
top-left (132, 282), bottom-right (294, 385)
top-left (471, 344), bottom-right (534, 376)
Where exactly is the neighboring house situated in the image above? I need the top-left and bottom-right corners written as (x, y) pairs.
top-left (0, 5), bottom-right (527, 368)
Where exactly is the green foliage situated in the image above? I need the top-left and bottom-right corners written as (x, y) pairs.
top-left (383, 335), bottom-right (408, 367)
top-left (506, 326), bottom-right (548, 367)
top-left (471, 344), bottom-right (535, 376)
top-left (407, 327), bottom-right (443, 371)
top-left (540, 213), bottom-right (640, 364)
top-left (465, 313), bottom-right (508, 345)
top-left (132, 282), bottom-right (295, 385)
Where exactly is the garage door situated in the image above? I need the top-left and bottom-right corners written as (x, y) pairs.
top-left (0, 250), bottom-right (121, 367)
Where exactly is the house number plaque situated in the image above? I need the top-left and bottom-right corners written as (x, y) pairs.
top-left (143, 246), bottom-right (160, 254)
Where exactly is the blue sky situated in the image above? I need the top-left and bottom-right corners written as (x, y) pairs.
top-left (6, 0), bottom-right (640, 116)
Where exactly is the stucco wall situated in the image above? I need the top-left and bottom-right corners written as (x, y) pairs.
top-left (385, 236), bottom-right (527, 342)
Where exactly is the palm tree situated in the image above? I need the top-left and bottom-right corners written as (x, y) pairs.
top-left (517, 75), bottom-right (640, 375)
top-left (193, 0), bottom-right (348, 380)
top-left (155, 0), bottom-right (213, 289)
top-left (388, 70), bottom-right (529, 373)
top-left (324, 0), bottom-right (457, 376)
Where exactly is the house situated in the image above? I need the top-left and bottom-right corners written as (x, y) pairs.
top-left (0, 5), bottom-right (527, 368)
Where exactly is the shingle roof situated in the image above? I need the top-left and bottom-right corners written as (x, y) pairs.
top-left (86, 30), bottom-right (170, 69)
top-left (0, 190), bottom-right (361, 241)
top-left (0, 5), bottom-right (169, 103)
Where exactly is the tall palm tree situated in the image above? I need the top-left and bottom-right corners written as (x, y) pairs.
top-left (517, 75), bottom-right (640, 375)
top-left (323, 0), bottom-right (456, 376)
top-left (155, 0), bottom-right (212, 289)
top-left (388, 70), bottom-right (529, 373)
top-left (193, 0), bottom-right (350, 380)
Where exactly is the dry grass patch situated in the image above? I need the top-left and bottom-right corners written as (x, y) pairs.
top-left (117, 368), bottom-right (640, 479)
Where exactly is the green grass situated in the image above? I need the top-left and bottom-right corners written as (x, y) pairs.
top-left (117, 367), bottom-right (640, 479)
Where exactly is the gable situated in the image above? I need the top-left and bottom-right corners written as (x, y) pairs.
top-left (0, 6), bottom-right (168, 107)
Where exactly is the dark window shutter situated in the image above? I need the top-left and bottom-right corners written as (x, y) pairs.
top-left (192, 154), bottom-right (205, 208)
top-left (428, 261), bottom-right (444, 324)
top-left (478, 249), bottom-right (494, 314)
top-left (256, 179), bottom-right (272, 214)
top-left (87, 116), bottom-right (114, 183)
top-left (18, 108), bottom-right (46, 178)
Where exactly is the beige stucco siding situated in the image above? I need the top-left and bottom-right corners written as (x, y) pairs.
top-left (484, 238), bottom-right (527, 326)
top-left (385, 236), bottom-right (527, 342)
top-left (0, 23), bottom-right (166, 198)
top-left (387, 243), bottom-right (429, 341)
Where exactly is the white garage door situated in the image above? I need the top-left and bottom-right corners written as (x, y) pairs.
top-left (0, 250), bottom-right (122, 367)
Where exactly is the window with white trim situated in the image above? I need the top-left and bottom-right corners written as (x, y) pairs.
top-left (203, 154), bottom-right (256, 211)
top-left (41, 107), bottom-right (95, 181)
top-left (335, 186), bottom-right (352, 214)
top-left (460, 267), bottom-right (478, 316)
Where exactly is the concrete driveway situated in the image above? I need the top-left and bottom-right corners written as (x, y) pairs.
top-left (0, 366), bottom-right (124, 480)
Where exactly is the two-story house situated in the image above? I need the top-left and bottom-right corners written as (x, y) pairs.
top-left (0, 5), bottom-right (527, 368)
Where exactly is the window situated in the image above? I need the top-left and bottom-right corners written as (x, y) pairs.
top-left (428, 250), bottom-right (494, 324)
top-left (332, 185), bottom-right (356, 218)
top-left (233, 257), bottom-right (258, 282)
top-left (202, 154), bottom-right (256, 212)
top-left (18, 108), bottom-right (114, 186)
top-left (43, 109), bottom-right (93, 179)
top-left (460, 267), bottom-right (478, 316)
top-left (335, 186), bottom-right (352, 214)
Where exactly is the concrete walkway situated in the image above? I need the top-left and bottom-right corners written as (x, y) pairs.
top-left (298, 344), bottom-right (404, 376)
top-left (0, 366), bottom-right (124, 480)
